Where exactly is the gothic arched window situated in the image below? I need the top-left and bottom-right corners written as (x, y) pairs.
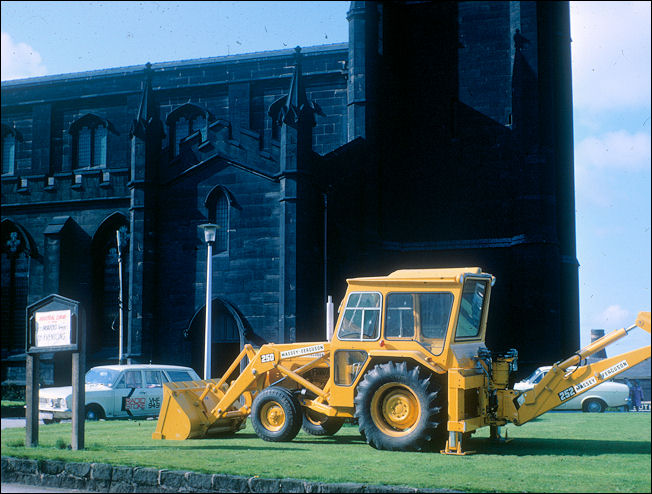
top-left (205, 186), bottom-right (232, 254)
top-left (68, 114), bottom-right (116, 169)
top-left (1, 220), bottom-right (35, 354)
top-left (2, 124), bottom-right (22, 176)
top-left (166, 103), bottom-right (211, 157)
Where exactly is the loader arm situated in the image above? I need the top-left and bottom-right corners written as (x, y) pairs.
top-left (153, 342), bottom-right (333, 440)
top-left (499, 311), bottom-right (650, 425)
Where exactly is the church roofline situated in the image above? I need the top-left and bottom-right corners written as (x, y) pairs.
top-left (1, 43), bottom-right (348, 87)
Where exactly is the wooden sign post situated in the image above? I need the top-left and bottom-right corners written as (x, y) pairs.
top-left (26, 294), bottom-right (85, 450)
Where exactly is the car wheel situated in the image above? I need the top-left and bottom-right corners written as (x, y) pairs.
top-left (85, 404), bottom-right (105, 421)
top-left (582, 398), bottom-right (606, 413)
top-left (42, 418), bottom-right (61, 425)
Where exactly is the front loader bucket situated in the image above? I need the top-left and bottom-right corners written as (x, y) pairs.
top-left (152, 379), bottom-right (246, 440)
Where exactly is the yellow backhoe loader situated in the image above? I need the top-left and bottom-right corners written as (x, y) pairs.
top-left (153, 268), bottom-right (650, 454)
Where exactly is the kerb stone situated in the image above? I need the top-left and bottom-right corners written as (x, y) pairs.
top-left (39, 459), bottom-right (65, 475)
top-left (185, 472), bottom-right (213, 491)
top-left (318, 482), bottom-right (365, 493)
top-left (212, 473), bottom-right (250, 492)
top-left (65, 461), bottom-right (91, 478)
top-left (160, 469), bottom-right (187, 490)
top-left (132, 466), bottom-right (159, 486)
top-left (279, 478), bottom-right (306, 493)
top-left (249, 476), bottom-right (281, 492)
top-left (112, 465), bottom-right (134, 482)
top-left (91, 462), bottom-right (113, 481)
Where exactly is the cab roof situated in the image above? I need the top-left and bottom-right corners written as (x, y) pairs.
top-left (348, 267), bottom-right (484, 284)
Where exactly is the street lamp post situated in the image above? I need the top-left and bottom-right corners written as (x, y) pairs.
top-left (116, 226), bottom-right (128, 365)
top-left (199, 223), bottom-right (218, 380)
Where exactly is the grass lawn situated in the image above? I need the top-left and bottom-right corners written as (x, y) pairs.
top-left (1, 400), bottom-right (25, 408)
top-left (1, 412), bottom-right (650, 493)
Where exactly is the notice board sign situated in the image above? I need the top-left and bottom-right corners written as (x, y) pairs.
top-left (35, 310), bottom-right (72, 347)
top-left (27, 294), bottom-right (80, 354)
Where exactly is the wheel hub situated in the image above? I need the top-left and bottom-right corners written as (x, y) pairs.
top-left (261, 401), bottom-right (286, 431)
top-left (371, 383), bottom-right (421, 435)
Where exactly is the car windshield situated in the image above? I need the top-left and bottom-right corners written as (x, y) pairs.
top-left (85, 368), bottom-right (120, 386)
top-left (524, 369), bottom-right (546, 383)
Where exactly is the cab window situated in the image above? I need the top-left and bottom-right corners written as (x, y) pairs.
top-left (337, 292), bottom-right (381, 341)
top-left (385, 294), bottom-right (415, 338)
top-left (455, 279), bottom-right (488, 339)
top-left (385, 292), bottom-right (453, 355)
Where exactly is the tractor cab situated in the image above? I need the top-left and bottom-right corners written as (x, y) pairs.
top-left (332, 268), bottom-right (493, 354)
top-left (327, 268), bottom-right (494, 405)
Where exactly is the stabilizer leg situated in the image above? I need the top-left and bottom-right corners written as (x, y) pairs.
top-left (489, 425), bottom-right (512, 443)
top-left (441, 431), bottom-right (475, 456)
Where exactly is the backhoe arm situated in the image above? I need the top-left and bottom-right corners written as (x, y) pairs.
top-left (499, 311), bottom-right (650, 425)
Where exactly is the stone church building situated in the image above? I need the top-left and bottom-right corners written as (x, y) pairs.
top-left (1, 1), bottom-right (579, 384)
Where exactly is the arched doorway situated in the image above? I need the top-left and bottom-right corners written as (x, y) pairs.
top-left (90, 213), bottom-right (129, 365)
top-left (186, 298), bottom-right (245, 379)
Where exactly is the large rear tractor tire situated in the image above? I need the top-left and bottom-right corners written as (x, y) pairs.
top-left (354, 361), bottom-right (445, 452)
top-left (251, 386), bottom-right (302, 442)
top-left (302, 409), bottom-right (345, 436)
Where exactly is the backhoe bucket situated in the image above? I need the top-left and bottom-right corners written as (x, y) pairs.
top-left (152, 379), bottom-right (246, 440)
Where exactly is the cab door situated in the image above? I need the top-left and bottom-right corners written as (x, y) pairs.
top-left (113, 370), bottom-right (148, 417)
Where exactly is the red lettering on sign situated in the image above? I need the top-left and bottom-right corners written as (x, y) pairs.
top-left (125, 397), bottom-right (146, 410)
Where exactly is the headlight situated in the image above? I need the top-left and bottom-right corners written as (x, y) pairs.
top-left (50, 398), bottom-right (67, 409)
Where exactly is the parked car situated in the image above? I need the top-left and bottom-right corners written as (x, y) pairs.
top-left (39, 364), bottom-right (201, 423)
top-left (514, 366), bottom-right (630, 412)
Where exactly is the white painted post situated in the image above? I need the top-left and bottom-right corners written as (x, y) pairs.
top-left (204, 240), bottom-right (213, 380)
top-left (326, 295), bottom-right (334, 341)
top-left (116, 230), bottom-right (124, 365)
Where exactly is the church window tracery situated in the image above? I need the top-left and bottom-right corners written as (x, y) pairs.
top-left (69, 114), bottom-right (115, 169)
top-left (2, 124), bottom-right (22, 176)
top-left (166, 103), bottom-right (211, 157)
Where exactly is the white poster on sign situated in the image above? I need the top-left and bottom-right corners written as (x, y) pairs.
top-left (35, 310), bottom-right (71, 347)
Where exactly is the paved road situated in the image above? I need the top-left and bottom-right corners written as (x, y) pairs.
top-left (1, 417), bottom-right (72, 430)
top-left (2, 418), bottom-right (29, 430)
top-left (1, 483), bottom-right (89, 493)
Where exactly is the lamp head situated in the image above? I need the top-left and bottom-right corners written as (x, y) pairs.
top-left (199, 223), bottom-right (219, 244)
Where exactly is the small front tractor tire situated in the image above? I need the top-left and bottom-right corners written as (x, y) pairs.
top-left (354, 361), bottom-right (444, 452)
top-left (302, 410), bottom-right (345, 436)
top-left (251, 386), bottom-right (302, 442)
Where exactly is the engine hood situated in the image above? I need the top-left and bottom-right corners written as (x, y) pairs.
top-left (39, 383), bottom-right (111, 398)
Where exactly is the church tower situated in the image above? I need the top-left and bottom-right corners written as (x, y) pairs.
top-left (347, 1), bottom-right (579, 369)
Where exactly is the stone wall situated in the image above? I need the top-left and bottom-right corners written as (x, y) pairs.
top-left (1, 456), bottom-right (460, 493)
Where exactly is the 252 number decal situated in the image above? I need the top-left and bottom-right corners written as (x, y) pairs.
top-left (558, 386), bottom-right (576, 402)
